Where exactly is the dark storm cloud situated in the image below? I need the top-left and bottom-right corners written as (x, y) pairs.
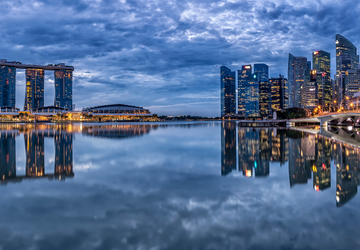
top-left (0, 0), bottom-right (360, 115)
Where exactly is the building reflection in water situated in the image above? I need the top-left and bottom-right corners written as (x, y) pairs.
top-left (0, 124), bottom-right (154, 185)
top-left (221, 121), bottom-right (360, 207)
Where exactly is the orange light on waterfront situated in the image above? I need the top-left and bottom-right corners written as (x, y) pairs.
top-left (314, 186), bottom-right (319, 192)
top-left (246, 170), bottom-right (252, 177)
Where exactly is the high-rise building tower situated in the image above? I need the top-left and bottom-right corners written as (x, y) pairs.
top-left (24, 69), bottom-right (44, 111)
top-left (288, 54), bottom-right (307, 108)
top-left (54, 66), bottom-right (73, 111)
top-left (313, 50), bottom-right (331, 110)
top-left (270, 75), bottom-right (288, 112)
top-left (254, 64), bottom-right (269, 82)
top-left (336, 34), bottom-right (359, 108)
top-left (220, 66), bottom-right (236, 117)
top-left (245, 72), bottom-right (260, 117)
top-left (0, 59), bottom-right (16, 108)
top-left (238, 65), bottom-right (252, 116)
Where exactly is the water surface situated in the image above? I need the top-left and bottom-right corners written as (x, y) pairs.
top-left (0, 122), bottom-right (359, 250)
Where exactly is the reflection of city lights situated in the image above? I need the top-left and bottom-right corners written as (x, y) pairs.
top-left (348, 126), bottom-right (353, 131)
top-left (336, 196), bottom-right (340, 203)
top-left (314, 186), bottom-right (319, 192)
top-left (312, 166), bottom-right (317, 172)
top-left (246, 170), bottom-right (252, 177)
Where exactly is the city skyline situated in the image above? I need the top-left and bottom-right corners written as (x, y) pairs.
top-left (0, 0), bottom-right (360, 116)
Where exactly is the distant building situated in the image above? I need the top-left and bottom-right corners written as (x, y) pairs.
top-left (220, 66), bottom-right (236, 117)
top-left (301, 81), bottom-right (318, 109)
top-left (24, 69), bottom-right (45, 111)
top-left (270, 75), bottom-right (288, 111)
top-left (83, 104), bottom-right (151, 115)
top-left (245, 72), bottom-right (260, 117)
top-left (288, 54), bottom-right (307, 108)
top-left (313, 50), bottom-right (331, 110)
top-left (0, 60), bottom-right (16, 108)
top-left (255, 64), bottom-right (270, 117)
top-left (238, 65), bottom-right (252, 116)
top-left (54, 66), bottom-right (73, 111)
top-left (344, 69), bottom-right (360, 107)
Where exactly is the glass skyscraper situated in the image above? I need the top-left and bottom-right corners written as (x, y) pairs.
top-left (245, 72), bottom-right (260, 117)
top-left (54, 68), bottom-right (73, 110)
top-left (238, 65), bottom-right (252, 116)
top-left (270, 75), bottom-right (288, 112)
top-left (0, 65), bottom-right (16, 108)
top-left (313, 50), bottom-right (331, 110)
top-left (255, 64), bottom-right (270, 117)
top-left (254, 63), bottom-right (269, 82)
top-left (220, 66), bottom-right (236, 117)
top-left (336, 34), bottom-right (359, 108)
top-left (24, 69), bottom-right (44, 111)
top-left (288, 54), bottom-right (307, 108)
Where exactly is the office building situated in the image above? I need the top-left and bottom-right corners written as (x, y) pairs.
top-left (254, 64), bottom-right (269, 82)
top-left (288, 54), bottom-right (307, 108)
top-left (345, 69), bottom-right (360, 107)
top-left (238, 65), bottom-right (252, 116)
top-left (259, 80), bottom-right (270, 117)
top-left (336, 34), bottom-right (359, 108)
top-left (301, 81), bottom-right (318, 109)
top-left (270, 75), bottom-right (288, 111)
top-left (245, 72), bottom-right (260, 117)
top-left (24, 69), bottom-right (45, 111)
top-left (54, 66), bottom-right (73, 110)
top-left (313, 50), bottom-right (331, 110)
top-left (0, 60), bottom-right (16, 108)
top-left (220, 66), bottom-right (236, 117)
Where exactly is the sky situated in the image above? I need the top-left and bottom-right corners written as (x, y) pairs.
top-left (0, 0), bottom-right (360, 116)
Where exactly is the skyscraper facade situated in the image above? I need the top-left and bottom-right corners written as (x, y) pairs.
top-left (220, 66), bottom-right (236, 117)
top-left (270, 75), bottom-right (288, 111)
top-left (54, 67), bottom-right (73, 110)
top-left (336, 34), bottom-right (360, 108)
top-left (254, 64), bottom-right (269, 82)
top-left (245, 72), bottom-right (260, 117)
top-left (238, 65), bottom-right (252, 116)
top-left (0, 64), bottom-right (16, 108)
top-left (24, 69), bottom-right (44, 111)
top-left (288, 54), bottom-right (307, 108)
top-left (313, 50), bottom-right (331, 110)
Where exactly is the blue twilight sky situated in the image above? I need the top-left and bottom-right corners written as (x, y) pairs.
top-left (0, 0), bottom-right (359, 116)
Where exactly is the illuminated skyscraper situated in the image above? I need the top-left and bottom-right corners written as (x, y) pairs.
top-left (54, 66), bottom-right (73, 110)
top-left (221, 122), bottom-right (236, 176)
top-left (24, 132), bottom-right (44, 177)
top-left (24, 69), bottom-right (44, 111)
top-left (0, 62), bottom-right (16, 108)
top-left (336, 34), bottom-right (359, 108)
top-left (220, 66), bottom-right (236, 117)
top-left (54, 133), bottom-right (73, 176)
top-left (0, 131), bottom-right (17, 180)
top-left (245, 72), bottom-right (260, 117)
top-left (270, 75), bottom-right (288, 111)
top-left (255, 64), bottom-right (270, 117)
top-left (288, 54), bottom-right (307, 108)
top-left (313, 50), bottom-right (331, 110)
top-left (238, 65), bottom-right (252, 116)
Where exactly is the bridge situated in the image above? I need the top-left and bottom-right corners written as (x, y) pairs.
top-left (287, 111), bottom-right (360, 127)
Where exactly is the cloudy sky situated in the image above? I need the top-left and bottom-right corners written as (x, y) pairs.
top-left (0, 0), bottom-right (359, 116)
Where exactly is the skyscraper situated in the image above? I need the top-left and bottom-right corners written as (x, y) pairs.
top-left (270, 75), bottom-right (288, 111)
top-left (288, 54), bottom-right (307, 108)
top-left (24, 69), bottom-right (44, 111)
top-left (220, 66), bottom-right (236, 117)
top-left (0, 60), bottom-right (16, 108)
top-left (245, 72), bottom-right (260, 117)
top-left (54, 67), bottom-right (73, 110)
top-left (238, 65), bottom-right (252, 116)
top-left (255, 64), bottom-right (270, 117)
top-left (313, 50), bottom-right (331, 110)
top-left (254, 64), bottom-right (269, 82)
top-left (336, 34), bottom-right (359, 107)
top-left (345, 69), bottom-right (360, 107)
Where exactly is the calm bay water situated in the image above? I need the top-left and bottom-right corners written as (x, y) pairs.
top-left (0, 122), bottom-right (359, 250)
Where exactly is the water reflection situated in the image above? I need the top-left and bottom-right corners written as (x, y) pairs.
top-left (221, 122), bottom-right (360, 207)
top-left (0, 123), bottom-right (154, 185)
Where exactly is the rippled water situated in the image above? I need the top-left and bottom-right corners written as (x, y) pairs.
top-left (0, 122), bottom-right (359, 250)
